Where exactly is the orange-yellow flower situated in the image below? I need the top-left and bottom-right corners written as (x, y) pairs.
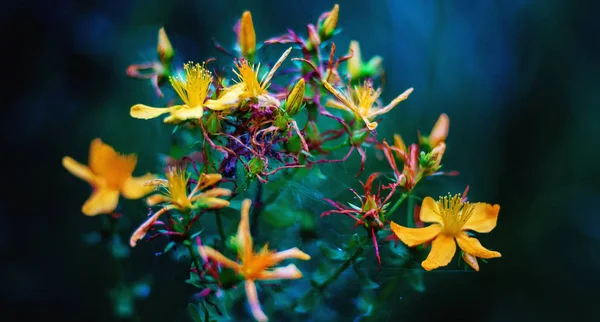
top-left (238, 11), bottom-right (256, 58)
top-left (129, 167), bottom-right (230, 247)
top-left (130, 62), bottom-right (237, 124)
top-left (390, 194), bottom-right (501, 271)
top-left (323, 79), bottom-right (413, 131)
top-left (198, 199), bottom-right (310, 322)
top-left (62, 138), bottom-right (155, 216)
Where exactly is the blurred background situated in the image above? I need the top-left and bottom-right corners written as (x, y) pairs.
top-left (3, 0), bottom-right (599, 321)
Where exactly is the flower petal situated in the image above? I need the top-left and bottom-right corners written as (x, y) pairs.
top-left (462, 252), bottom-right (480, 271)
top-left (422, 234), bottom-right (457, 271)
top-left (256, 264), bottom-right (303, 280)
top-left (205, 83), bottom-right (244, 111)
top-left (165, 105), bottom-right (204, 124)
top-left (88, 138), bottom-right (137, 180)
top-left (197, 187), bottom-right (232, 198)
top-left (130, 104), bottom-right (172, 120)
top-left (455, 233), bottom-right (501, 259)
top-left (81, 188), bottom-right (120, 216)
top-left (62, 156), bottom-right (96, 185)
top-left (146, 193), bottom-right (170, 206)
top-left (389, 221), bottom-right (442, 247)
top-left (121, 173), bottom-right (156, 199)
top-left (419, 196), bottom-right (443, 225)
top-left (429, 113), bottom-right (449, 147)
top-left (462, 203), bottom-right (500, 233)
top-left (237, 199), bottom-right (254, 258)
top-left (369, 87), bottom-right (413, 117)
top-left (199, 246), bottom-right (241, 270)
top-left (271, 247), bottom-right (311, 263)
top-left (129, 207), bottom-right (171, 247)
top-left (244, 280), bottom-right (268, 322)
top-left (194, 197), bottom-right (230, 209)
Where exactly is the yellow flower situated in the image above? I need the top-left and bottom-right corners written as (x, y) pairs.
top-left (129, 167), bottom-right (231, 247)
top-left (130, 62), bottom-right (236, 124)
top-left (390, 194), bottom-right (501, 271)
top-left (62, 138), bottom-right (155, 216)
top-left (232, 47), bottom-right (292, 107)
top-left (238, 11), bottom-right (256, 58)
top-left (198, 199), bottom-right (310, 322)
top-left (347, 41), bottom-right (382, 80)
top-left (323, 80), bottom-right (413, 131)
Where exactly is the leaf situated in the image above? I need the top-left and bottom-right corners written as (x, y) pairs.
top-left (188, 303), bottom-right (203, 322)
top-left (263, 207), bottom-right (298, 228)
top-left (164, 241), bottom-right (176, 254)
top-left (318, 241), bottom-right (347, 261)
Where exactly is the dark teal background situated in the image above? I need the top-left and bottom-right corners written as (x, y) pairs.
top-left (3, 0), bottom-right (599, 321)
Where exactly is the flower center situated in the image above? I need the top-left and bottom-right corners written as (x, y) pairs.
top-left (164, 167), bottom-right (193, 210)
top-left (437, 194), bottom-right (475, 235)
top-left (353, 81), bottom-right (380, 116)
top-left (169, 62), bottom-right (212, 108)
top-left (233, 59), bottom-right (265, 97)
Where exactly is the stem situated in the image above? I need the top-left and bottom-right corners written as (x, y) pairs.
top-left (215, 211), bottom-right (226, 247)
top-left (406, 192), bottom-right (415, 227)
top-left (386, 193), bottom-right (408, 218)
top-left (291, 242), bottom-right (364, 310)
top-left (250, 181), bottom-right (264, 237)
top-left (185, 239), bottom-right (203, 273)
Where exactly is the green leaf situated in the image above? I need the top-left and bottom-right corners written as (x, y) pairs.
top-left (164, 241), bottom-right (176, 253)
top-left (188, 303), bottom-right (203, 322)
top-left (318, 241), bottom-right (347, 261)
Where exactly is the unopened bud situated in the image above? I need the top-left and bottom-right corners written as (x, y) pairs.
top-left (429, 113), bottom-right (449, 147)
top-left (347, 41), bottom-right (362, 79)
top-left (286, 78), bottom-right (306, 116)
top-left (238, 11), bottom-right (256, 58)
top-left (319, 4), bottom-right (339, 40)
top-left (157, 27), bottom-right (174, 65)
top-left (429, 142), bottom-right (446, 168)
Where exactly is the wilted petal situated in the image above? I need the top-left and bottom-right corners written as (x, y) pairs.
top-left (422, 234), bottom-right (456, 271)
top-left (256, 264), bottom-right (303, 280)
top-left (121, 173), bottom-right (156, 199)
top-left (82, 188), bottom-right (120, 216)
top-left (390, 221), bottom-right (442, 247)
top-left (455, 233), bottom-right (501, 259)
top-left (146, 193), bottom-right (170, 206)
top-left (245, 280), bottom-right (268, 322)
top-left (462, 203), bottom-right (500, 233)
top-left (129, 207), bottom-right (170, 247)
top-left (462, 252), bottom-right (480, 271)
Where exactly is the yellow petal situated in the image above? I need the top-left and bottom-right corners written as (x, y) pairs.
top-left (419, 196), bottom-right (443, 225)
top-left (369, 87), bottom-right (413, 117)
top-left (81, 188), bottom-right (120, 216)
top-left (197, 187), bottom-right (232, 198)
top-left (145, 193), bottom-right (170, 206)
top-left (196, 173), bottom-right (223, 190)
top-left (237, 199), bottom-right (254, 258)
top-left (194, 197), bottom-right (230, 209)
top-left (347, 40), bottom-right (362, 78)
top-left (389, 221), bottom-right (442, 247)
top-left (130, 104), bottom-right (172, 120)
top-left (455, 233), bottom-right (501, 259)
top-left (129, 206), bottom-right (171, 247)
top-left (121, 173), bottom-right (156, 199)
top-left (244, 280), bottom-right (268, 322)
top-left (88, 138), bottom-right (137, 185)
top-left (322, 81), bottom-right (355, 111)
top-left (199, 246), bottom-right (241, 271)
top-left (462, 203), bottom-right (500, 233)
top-left (205, 83), bottom-right (244, 111)
top-left (325, 99), bottom-right (350, 111)
top-left (256, 264), bottom-right (303, 280)
top-left (462, 252), bottom-right (479, 271)
top-left (393, 134), bottom-right (407, 155)
top-left (421, 234), bottom-right (457, 271)
top-left (271, 247), bottom-right (311, 262)
top-left (164, 105), bottom-right (204, 124)
top-left (62, 156), bottom-right (96, 185)
top-left (429, 113), bottom-right (449, 147)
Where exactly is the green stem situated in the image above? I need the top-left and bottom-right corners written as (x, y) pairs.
top-left (292, 243), bottom-right (364, 310)
top-left (215, 211), bottom-right (226, 247)
top-left (387, 193), bottom-right (408, 218)
top-left (406, 192), bottom-right (415, 227)
top-left (185, 240), bottom-right (203, 273)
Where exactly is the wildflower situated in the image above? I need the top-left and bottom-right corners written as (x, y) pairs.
top-left (390, 194), bottom-right (501, 271)
top-left (198, 199), bottom-right (310, 322)
top-left (129, 167), bottom-right (230, 247)
top-left (62, 138), bottom-right (155, 216)
top-left (130, 62), bottom-right (236, 124)
top-left (232, 47), bottom-right (292, 107)
top-left (346, 41), bottom-right (382, 80)
top-left (323, 79), bottom-right (413, 131)
top-left (236, 11), bottom-right (256, 58)
top-left (318, 4), bottom-right (339, 40)
top-left (418, 113), bottom-right (449, 151)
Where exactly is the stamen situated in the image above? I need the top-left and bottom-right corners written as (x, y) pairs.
top-left (170, 62), bottom-right (213, 108)
top-left (437, 193), bottom-right (475, 235)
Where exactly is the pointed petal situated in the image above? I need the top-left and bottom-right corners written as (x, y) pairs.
top-left (121, 173), bottom-right (156, 199)
top-left (165, 105), bottom-right (204, 124)
top-left (130, 104), bottom-right (172, 119)
top-left (244, 280), bottom-right (268, 322)
top-left (197, 173), bottom-right (223, 190)
top-left (369, 87), bottom-right (413, 117)
top-left (256, 264), bottom-right (303, 280)
top-left (205, 83), bottom-right (244, 111)
top-left (429, 113), bottom-right (449, 147)
top-left (390, 221), bottom-right (442, 247)
top-left (462, 252), bottom-right (480, 271)
top-left (422, 234), bottom-right (457, 271)
top-left (322, 81), bottom-right (355, 111)
top-left (129, 207), bottom-right (170, 247)
top-left (194, 197), bottom-right (230, 209)
top-left (462, 203), bottom-right (500, 233)
top-left (195, 187), bottom-right (232, 198)
top-left (82, 188), bottom-right (120, 216)
top-left (393, 134), bottom-right (407, 157)
top-left (146, 193), bottom-right (170, 206)
top-left (199, 246), bottom-right (241, 270)
top-left (347, 40), bottom-right (362, 78)
top-left (261, 47), bottom-right (292, 88)
top-left (237, 199), bottom-right (254, 258)
top-left (271, 247), bottom-right (311, 262)
top-left (456, 233), bottom-right (501, 259)
top-left (325, 99), bottom-right (350, 111)
top-left (62, 156), bottom-right (96, 185)
top-left (419, 196), bottom-right (443, 225)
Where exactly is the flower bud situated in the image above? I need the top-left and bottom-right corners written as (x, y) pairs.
top-left (157, 27), bottom-right (174, 65)
top-left (429, 142), bottom-right (446, 169)
top-left (319, 4), bottom-right (339, 40)
top-left (307, 24), bottom-right (321, 51)
top-left (238, 11), bottom-right (256, 58)
top-left (285, 78), bottom-right (305, 116)
top-left (429, 113), bottom-right (449, 147)
top-left (347, 40), bottom-right (382, 80)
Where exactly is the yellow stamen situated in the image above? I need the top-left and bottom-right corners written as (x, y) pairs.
top-left (234, 59), bottom-right (264, 97)
top-left (437, 194), bottom-right (475, 235)
top-left (164, 167), bottom-right (193, 210)
top-left (170, 62), bottom-right (213, 108)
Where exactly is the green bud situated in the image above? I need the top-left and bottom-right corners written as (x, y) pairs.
top-left (157, 27), bottom-right (174, 66)
top-left (350, 128), bottom-right (369, 146)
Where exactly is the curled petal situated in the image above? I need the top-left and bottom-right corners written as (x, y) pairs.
top-left (62, 156), bottom-right (96, 185)
top-left (82, 188), bottom-right (120, 216)
top-left (145, 193), bottom-right (170, 206)
top-left (462, 252), bottom-right (480, 271)
top-left (455, 233), bottom-right (501, 259)
top-left (256, 264), bottom-right (303, 280)
top-left (419, 197), bottom-right (443, 225)
top-left (130, 104), bottom-right (172, 120)
top-left (271, 247), bottom-right (311, 262)
top-left (422, 234), bottom-right (457, 271)
top-left (145, 178), bottom-right (168, 187)
top-left (121, 173), bottom-right (156, 199)
top-left (129, 207), bottom-right (171, 247)
top-left (199, 246), bottom-right (241, 271)
top-left (369, 87), bottom-right (413, 117)
top-left (462, 203), bottom-right (500, 233)
top-left (390, 221), bottom-right (442, 247)
top-left (205, 83), bottom-right (244, 110)
top-left (164, 105), bottom-right (204, 124)
top-left (244, 280), bottom-right (268, 322)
